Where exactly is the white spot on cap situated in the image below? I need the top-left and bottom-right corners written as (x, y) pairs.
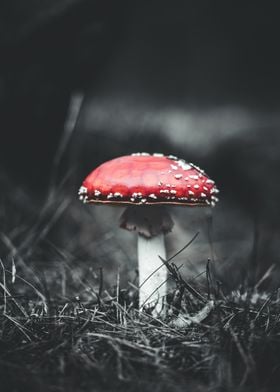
top-left (94, 190), bottom-right (101, 196)
top-left (78, 186), bottom-right (87, 195)
top-left (191, 163), bottom-right (205, 174)
top-left (131, 152), bottom-right (150, 156)
top-left (114, 192), bottom-right (123, 197)
top-left (170, 164), bottom-right (178, 170)
top-left (170, 190), bottom-right (177, 194)
top-left (158, 181), bottom-right (163, 186)
top-left (160, 189), bottom-right (170, 194)
top-left (177, 161), bottom-right (192, 170)
top-left (168, 155), bottom-right (178, 160)
top-left (206, 179), bottom-right (214, 184)
top-left (148, 193), bottom-right (157, 199)
top-left (193, 184), bottom-right (200, 189)
top-left (188, 190), bottom-right (194, 195)
top-left (153, 153), bottom-right (164, 157)
top-left (107, 193), bottom-right (114, 199)
top-left (203, 186), bottom-right (208, 191)
top-left (201, 192), bottom-right (207, 198)
top-left (174, 174), bottom-right (183, 179)
top-left (132, 192), bottom-right (142, 198)
top-left (189, 175), bottom-right (199, 180)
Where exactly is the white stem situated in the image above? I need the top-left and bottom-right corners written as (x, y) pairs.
top-left (138, 233), bottom-right (167, 314)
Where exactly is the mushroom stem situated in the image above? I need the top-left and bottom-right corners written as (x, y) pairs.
top-left (119, 205), bottom-right (174, 315)
top-left (138, 233), bottom-right (167, 314)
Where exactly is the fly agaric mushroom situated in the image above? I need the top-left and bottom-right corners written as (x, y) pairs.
top-left (79, 153), bottom-right (219, 315)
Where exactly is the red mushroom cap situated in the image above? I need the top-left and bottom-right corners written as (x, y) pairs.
top-left (78, 153), bottom-right (219, 206)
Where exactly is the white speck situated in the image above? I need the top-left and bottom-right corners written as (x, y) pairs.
top-left (132, 192), bottom-right (142, 198)
top-left (206, 179), bottom-right (214, 184)
top-left (193, 184), bottom-right (200, 189)
top-left (201, 192), bottom-right (207, 198)
top-left (78, 186), bottom-right (87, 195)
top-left (165, 183), bottom-right (171, 187)
top-left (140, 198), bottom-right (147, 203)
top-left (174, 174), bottom-right (183, 179)
top-left (131, 152), bottom-right (150, 156)
top-left (82, 196), bottom-right (88, 204)
top-left (188, 190), bottom-right (194, 195)
top-left (189, 175), bottom-right (199, 180)
top-left (210, 188), bottom-right (220, 194)
top-left (148, 193), bottom-right (157, 199)
top-left (79, 195), bottom-right (84, 201)
top-left (130, 197), bottom-right (135, 202)
top-left (160, 189), bottom-right (170, 194)
top-left (107, 193), bottom-right (114, 199)
top-left (170, 164), bottom-right (178, 170)
top-left (158, 181), bottom-right (163, 186)
top-left (184, 177), bottom-right (189, 181)
top-left (170, 190), bottom-right (177, 194)
top-left (191, 163), bottom-right (205, 174)
top-left (211, 201), bottom-right (216, 207)
top-left (114, 192), bottom-right (123, 197)
top-left (203, 186), bottom-right (208, 191)
top-left (168, 155), bottom-right (178, 160)
top-left (94, 190), bottom-right (101, 196)
top-left (211, 196), bottom-right (219, 202)
top-left (153, 153), bottom-right (164, 157)
top-left (206, 200), bottom-right (211, 205)
top-left (177, 160), bottom-right (192, 170)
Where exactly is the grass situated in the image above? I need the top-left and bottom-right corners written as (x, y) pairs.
top-left (1, 271), bottom-right (280, 392)
top-left (1, 175), bottom-right (280, 392)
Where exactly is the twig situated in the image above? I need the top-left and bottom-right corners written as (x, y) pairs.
top-left (170, 301), bottom-right (214, 328)
top-left (0, 258), bottom-right (7, 314)
top-left (159, 257), bottom-right (207, 303)
top-left (50, 92), bottom-right (84, 190)
top-left (139, 232), bottom-right (199, 289)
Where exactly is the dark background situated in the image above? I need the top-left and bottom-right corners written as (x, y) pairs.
top-left (1, 0), bottom-right (280, 288)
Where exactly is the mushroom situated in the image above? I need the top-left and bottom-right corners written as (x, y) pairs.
top-left (79, 153), bottom-right (219, 315)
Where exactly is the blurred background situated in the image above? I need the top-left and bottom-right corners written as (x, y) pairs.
top-left (1, 0), bottom-right (280, 297)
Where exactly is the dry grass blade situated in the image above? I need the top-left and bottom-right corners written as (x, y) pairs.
top-left (139, 231), bottom-right (200, 289)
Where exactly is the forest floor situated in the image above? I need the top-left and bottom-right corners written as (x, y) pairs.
top-left (1, 255), bottom-right (280, 392)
